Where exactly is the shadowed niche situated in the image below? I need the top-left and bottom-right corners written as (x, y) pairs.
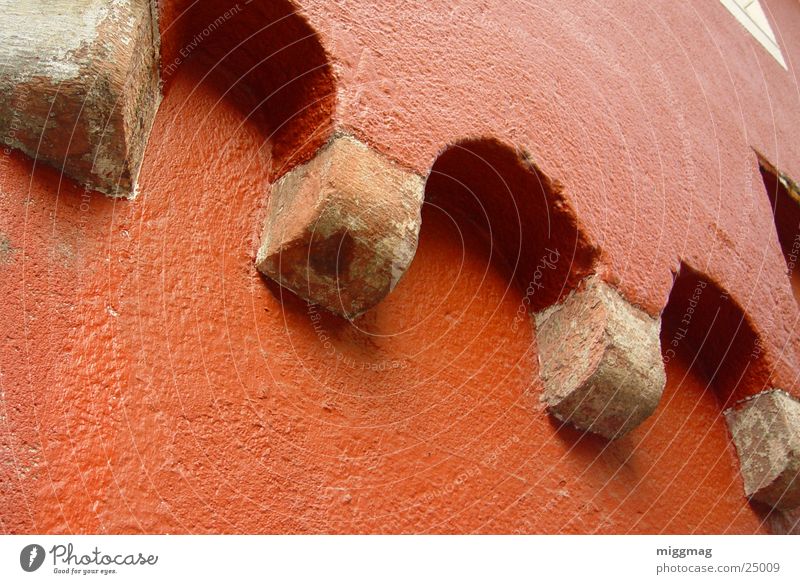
top-left (660, 263), bottom-right (769, 406)
top-left (159, 0), bottom-right (336, 178)
top-left (757, 153), bottom-right (800, 306)
top-left (423, 138), bottom-right (597, 313)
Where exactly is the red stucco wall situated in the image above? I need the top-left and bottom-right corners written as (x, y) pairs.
top-left (1, 0), bottom-right (799, 533)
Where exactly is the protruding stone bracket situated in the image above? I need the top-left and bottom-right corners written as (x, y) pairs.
top-left (256, 133), bottom-right (424, 319)
top-left (0, 0), bottom-right (161, 197)
top-left (534, 275), bottom-right (667, 440)
top-left (756, 152), bottom-right (800, 204)
top-left (725, 390), bottom-right (800, 510)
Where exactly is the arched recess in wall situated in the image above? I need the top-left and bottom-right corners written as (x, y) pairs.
top-left (662, 266), bottom-right (800, 519)
top-left (423, 138), bottom-right (598, 313)
top-left (755, 152), bottom-right (800, 307)
top-left (660, 263), bottom-right (770, 406)
top-left (158, 0), bottom-right (336, 178)
top-left (425, 139), bottom-right (675, 441)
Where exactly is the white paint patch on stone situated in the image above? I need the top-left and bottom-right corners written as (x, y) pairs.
top-left (0, 0), bottom-right (114, 81)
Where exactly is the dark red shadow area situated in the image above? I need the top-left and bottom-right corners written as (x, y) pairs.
top-left (424, 138), bottom-right (597, 313)
top-left (661, 263), bottom-right (769, 406)
top-left (159, 0), bottom-right (336, 177)
top-left (758, 155), bottom-right (800, 306)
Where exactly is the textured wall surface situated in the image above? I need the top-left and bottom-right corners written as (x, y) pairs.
top-left (1, 0), bottom-right (799, 533)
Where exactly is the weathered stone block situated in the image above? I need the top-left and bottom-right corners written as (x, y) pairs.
top-left (0, 0), bottom-right (161, 197)
top-left (256, 134), bottom-right (424, 319)
top-left (534, 276), bottom-right (666, 439)
top-left (725, 390), bottom-right (800, 510)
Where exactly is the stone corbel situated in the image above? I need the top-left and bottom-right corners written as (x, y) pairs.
top-left (725, 390), bottom-right (800, 510)
top-left (256, 133), bottom-right (424, 319)
top-left (0, 0), bottom-right (161, 197)
top-left (534, 275), bottom-right (667, 440)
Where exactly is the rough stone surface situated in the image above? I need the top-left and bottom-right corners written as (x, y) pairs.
top-left (0, 0), bottom-right (161, 197)
top-left (256, 133), bottom-right (424, 319)
top-left (725, 390), bottom-right (800, 510)
top-left (534, 275), bottom-right (667, 440)
top-left (769, 506), bottom-right (800, 534)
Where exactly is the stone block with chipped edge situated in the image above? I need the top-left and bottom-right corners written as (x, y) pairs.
top-left (533, 275), bottom-right (666, 440)
top-left (725, 390), bottom-right (800, 510)
top-left (256, 133), bottom-right (424, 319)
top-left (0, 0), bottom-right (161, 197)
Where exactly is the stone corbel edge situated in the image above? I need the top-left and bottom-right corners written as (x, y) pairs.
top-left (0, 0), bottom-right (161, 198)
top-left (725, 389), bottom-right (800, 510)
top-left (756, 151), bottom-right (800, 205)
top-left (256, 133), bottom-right (425, 319)
top-left (534, 275), bottom-right (667, 440)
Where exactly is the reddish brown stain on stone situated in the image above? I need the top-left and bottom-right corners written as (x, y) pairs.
top-left (307, 230), bottom-right (355, 279)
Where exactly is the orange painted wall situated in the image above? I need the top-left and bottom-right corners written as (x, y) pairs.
top-left (2, 0), bottom-right (799, 533)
